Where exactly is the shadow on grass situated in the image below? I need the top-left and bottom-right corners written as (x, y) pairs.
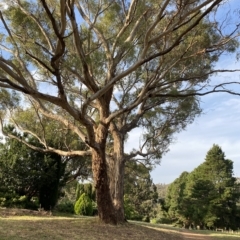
top-left (0, 216), bottom-right (184, 240)
top-left (1, 208), bottom-right (239, 240)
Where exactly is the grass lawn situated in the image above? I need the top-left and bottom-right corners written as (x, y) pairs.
top-left (0, 208), bottom-right (240, 240)
top-left (0, 215), bottom-right (183, 240)
top-left (133, 221), bottom-right (240, 240)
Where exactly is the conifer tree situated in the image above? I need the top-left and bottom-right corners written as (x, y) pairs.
top-left (199, 145), bottom-right (239, 229)
top-left (165, 145), bottom-right (240, 229)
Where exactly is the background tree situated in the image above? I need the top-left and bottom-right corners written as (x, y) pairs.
top-left (0, 126), bottom-right (91, 210)
top-left (184, 175), bottom-right (215, 229)
top-left (124, 161), bottom-right (158, 222)
top-left (74, 193), bottom-right (93, 216)
top-left (199, 145), bottom-right (239, 229)
top-left (165, 145), bottom-right (240, 229)
top-left (0, 128), bottom-right (65, 210)
top-left (75, 183), bottom-right (95, 201)
top-left (54, 180), bottom-right (78, 214)
top-left (56, 181), bottom-right (97, 214)
top-left (0, 0), bottom-right (239, 224)
top-left (165, 171), bottom-right (189, 227)
top-left (156, 184), bottom-right (169, 201)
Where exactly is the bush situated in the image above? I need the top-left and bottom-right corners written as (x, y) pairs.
top-left (0, 193), bottom-right (38, 210)
top-left (74, 193), bottom-right (93, 216)
top-left (150, 217), bottom-right (172, 224)
top-left (92, 201), bottom-right (98, 216)
top-left (55, 201), bottom-right (74, 214)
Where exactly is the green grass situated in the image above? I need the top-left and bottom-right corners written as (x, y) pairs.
top-left (0, 216), bottom-right (184, 240)
top-left (0, 208), bottom-right (240, 240)
top-left (133, 221), bottom-right (240, 239)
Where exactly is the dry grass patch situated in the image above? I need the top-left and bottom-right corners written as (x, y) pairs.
top-left (1, 209), bottom-right (239, 240)
top-left (0, 216), bottom-right (183, 240)
top-left (134, 222), bottom-right (240, 240)
top-left (0, 209), bottom-right (182, 240)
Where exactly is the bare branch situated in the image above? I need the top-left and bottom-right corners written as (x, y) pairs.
top-left (75, 1), bottom-right (112, 65)
top-left (66, 2), bottom-right (98, 93)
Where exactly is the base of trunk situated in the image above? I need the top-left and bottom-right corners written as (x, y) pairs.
top-left (97, 198), bottom-right (126, 224)
top-left (98, 213), bottom-right (127, 225)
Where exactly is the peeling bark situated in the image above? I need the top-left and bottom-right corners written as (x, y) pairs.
top-left (91, 122), bottom-right (125, 224)
top-left (91, 122), bottom-right (126, 224)
top-left (107, 129), bottom-right (125, 223)
top-left (92, 149), bottom-right (117, 224)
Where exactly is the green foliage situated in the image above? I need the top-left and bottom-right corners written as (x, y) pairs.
top-left (56, 181), bottom-right (97, 215)
top-left (58, 180), bottom-right (79, 203)
top-left (0, 89), bottom-right (20, 111)
top-left (198, 145), bottom-right (239, 229)
top-left (55, 201), bottom-right (74, 214)
top-left (75, 183), bottom-right (96, 201)
top-left (165, 171), bottom-right (190, 227)
top-left (0, 192), bottom-right (39, 210)
top-left (124, 161), bottom-right (158, 221)
top-left (123, 195), bottom-right (135, 220)
top-left (156, 184), bottom-right (169, 201)
top-left (0, 125), bottom-right (92, 211)
top-left (164, 145), bottom-right (240, 229)
top-left (38, 154), bottom-right (65, 211)
top-left (74, 193), bottom-right (93, 216)
top-left (0, 127), bottom-right (66, 210)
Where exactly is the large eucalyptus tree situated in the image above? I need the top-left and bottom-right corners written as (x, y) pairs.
top-left (0, 0), bottom-right (239, 223)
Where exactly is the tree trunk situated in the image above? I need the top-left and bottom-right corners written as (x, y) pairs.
top-left (92, 149), bottom-right (116, 224)
top-left (107, 129), bottom-right (125, 222)
top-left (91, 124), bottom-right (125, 224)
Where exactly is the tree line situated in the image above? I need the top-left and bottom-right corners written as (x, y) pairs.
top-left (162, 145), bottom-right (240, 230)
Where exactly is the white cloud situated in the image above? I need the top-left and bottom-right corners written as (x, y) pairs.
top-left (151, 94), bottom-right (240, 184)
top-left (125, 127), bottom-right (143, 153)
top-left (0, 1), bottom-right (9, 10)
top-left (124, 81), bottom-right (240, 184)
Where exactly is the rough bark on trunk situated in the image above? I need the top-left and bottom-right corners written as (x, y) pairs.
top-left (91, 124), bottom-right (125, 224)
top-left (107, 130), bottom-right (125, 222)
top-left (92, 149), bottom-right (117, 224)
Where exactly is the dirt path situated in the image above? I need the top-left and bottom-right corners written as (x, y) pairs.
top-left (180, 231), bottom-right (214, 240)
top-left (141, 224), bottom-right (216, 240)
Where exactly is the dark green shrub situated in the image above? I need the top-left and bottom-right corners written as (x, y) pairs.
top-left (142, 216), bottom-right (150, 222)
top-left (92, 201), bottom-right (98, 216)
top-left (152, 217), bottom-right (172, 224)
top-left (124, 196), bottom-right (135, 219)
top-left (0, 193), bottom-right (38, 210)
top-left (55, 201), bottom-right (74, 214)
top-left (74, 193), bottom-right (93, 216)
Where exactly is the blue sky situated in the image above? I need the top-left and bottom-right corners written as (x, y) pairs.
top-left (150, 0), bottom-right (240, 184)
top-left (151, 92), bottom-right (240, 184)
top-left (150, 51), bottom-right (240, 183)
top-left (127, 0), bottom-right (240, 184)
top-left (126, 84), bottom-right (240, 184)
